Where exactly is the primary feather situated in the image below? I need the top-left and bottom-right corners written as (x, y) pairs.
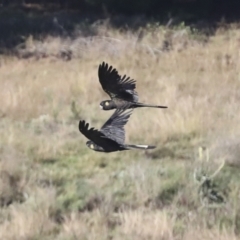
top-left (98, 62), bottom-right (139, 102)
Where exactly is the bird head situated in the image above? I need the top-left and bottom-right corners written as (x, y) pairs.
top-left (86, 141), bottom-right (104, 152)
top-left (86, 141), bottom-right (96, 150)
top-left (99, 100), bottom-right (115, 110)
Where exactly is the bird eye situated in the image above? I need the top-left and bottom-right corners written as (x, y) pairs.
top-left (105, 102), bottom-right (109, 106)
top-left (90, 144), bottom-right (94, 149)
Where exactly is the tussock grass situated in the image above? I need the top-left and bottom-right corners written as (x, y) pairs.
top-left (1, 22), bottom-right (240, 239)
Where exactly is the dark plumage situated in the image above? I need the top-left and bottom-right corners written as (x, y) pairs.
top-left (98, 62), bottom-right (168, 110)
top-left (79, 107), bottom-right (156, 153)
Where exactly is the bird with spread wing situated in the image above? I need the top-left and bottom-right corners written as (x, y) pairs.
top-left (98, 62), bottom-right (168, 110)
top-left (79, 106), bottom-right (156, 153)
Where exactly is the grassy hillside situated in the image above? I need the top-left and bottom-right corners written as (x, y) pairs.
top-left (0, 22), bottom-right (240, 239)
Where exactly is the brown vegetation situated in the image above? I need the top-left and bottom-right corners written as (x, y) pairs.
top-left (0, 22), bottom-right (240, 239)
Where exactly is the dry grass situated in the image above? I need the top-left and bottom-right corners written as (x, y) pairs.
top-left (0, 22), bottom-right (240, 239)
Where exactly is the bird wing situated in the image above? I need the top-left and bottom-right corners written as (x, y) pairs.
top-left (98, 62), bottom-right (139, 102)
top-left (79, 120), bottom-right (117, 147)
top-left (100, 106), bottom-right (133, 144)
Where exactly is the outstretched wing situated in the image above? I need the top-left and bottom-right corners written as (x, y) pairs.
top-left (79, 120), bottom-right (115, 147)
top-left (98, 62), bottom-right (139, 102)
top-left (100, 106), bottom-right (133, 144)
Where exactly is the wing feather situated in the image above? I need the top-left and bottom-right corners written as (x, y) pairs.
top-left (79, 120), bottom-right (115, 147)
top-left (98, 62), bottom-right (139, 102)
top-left (100, 106), bottom-right (133, 144)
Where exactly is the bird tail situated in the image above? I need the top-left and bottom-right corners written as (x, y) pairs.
top-left (125, 144), bottom-right (156, 150)
top-left (135, 103), bottom-right (167, 109)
